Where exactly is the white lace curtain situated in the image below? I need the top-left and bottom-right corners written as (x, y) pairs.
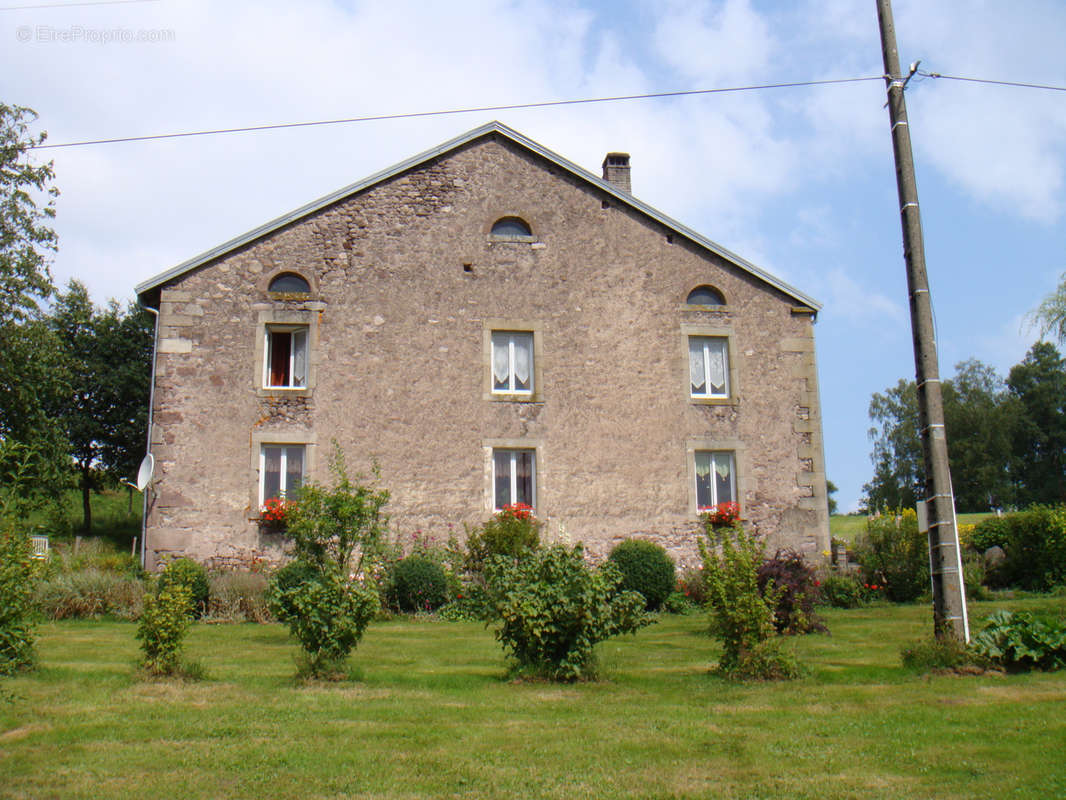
top-left (493, 333), bottom-right (532, 389)
top-left (689, 337), bottom-right (726, 394)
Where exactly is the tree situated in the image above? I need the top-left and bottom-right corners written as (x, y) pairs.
top-left (826, 479), bottom-right (839, 515)
top-left (1007, 342), bottom-right (1066, 505)
top-left (862, 379), bottom-right (922, 511)
top-left (0, 103), bottom-right (67, 502)
top-left (1029, 272), bottom-right (1066, 345)
top-left (941, 360), bottom-right (1016, 510)
top-left (0, 103), bottom-right (57, 324)
top-left (49, 280), bottom-right (152, 532)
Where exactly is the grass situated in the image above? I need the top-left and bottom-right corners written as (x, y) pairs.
top-left (22, 487), bottom-right (141, 550)
top-left (830, 512), bottom-right (995, 544)
top-left (2, 597), bottom-right (1065, 799)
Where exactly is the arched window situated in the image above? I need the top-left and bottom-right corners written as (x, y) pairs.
top-left (686, 285), bottom-right (725, 306)
top-left (490, 216), bottom-right (533, 237)
top-left (268, 272), bottom-right (311, 293)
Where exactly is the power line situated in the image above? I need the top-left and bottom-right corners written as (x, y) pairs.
top-left (33, 75), bottom-right (885, 150)
top-left (0, 0), bottom-right (159, 10)
top-left (918, 71), bottom-right (1066, 92)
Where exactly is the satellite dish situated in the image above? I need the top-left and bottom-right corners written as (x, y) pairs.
top-left (135, 453), bottom-right (155, 492)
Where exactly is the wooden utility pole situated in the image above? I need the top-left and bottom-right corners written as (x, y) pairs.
top-left (875, 0), bottom-right (969, 640)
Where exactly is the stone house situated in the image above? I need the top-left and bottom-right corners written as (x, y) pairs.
top-left (135, 121), bottom-right (829, 570)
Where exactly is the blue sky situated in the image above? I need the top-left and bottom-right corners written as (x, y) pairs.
top-left (4, 0), bottom-right (1065, 511)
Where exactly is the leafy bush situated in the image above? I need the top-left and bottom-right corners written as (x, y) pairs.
top-left (34, 569), bottom-right (144, 619)
top-left (661, 591), bottom-right (694, 615)
top-left (157, 557), bottom-right (209, 617)
top-left (268, 561), bottom-right (323, 623)
top-left (756, 550), bottom-right (825, 634)
top-left (268, 445), bottom-right (388, 677)
top-left (819, 572), bottom-right (865, 608)
top-left (137, 582), bottom-right (195, 676)
top-left (970, 610), bottom-right (1066, 672)
top-left (972, 506), bottom-right (1066, 591)
top-left (389, 555), bottom-right (448, 612)
top-left (206, 571), bottom-right (271, 623)
top-left (484, 544), bottom-right (651, 682)
top-left (0, 528), bottom-right (36, 675)
top-left (852, 510), bottom-right (929, 602)
top-left (607, 539), bottom-right (676, 611)
top-left (268, 568), bottom-right (378, 678)
top-left (699, 521), bottom-right (795, 680)
top-left (465, 503), bottom-right (541, 575)
top-left (675, 566), bottom-right (707, 607)
top-left (731, 637), bottom-right (801, 681)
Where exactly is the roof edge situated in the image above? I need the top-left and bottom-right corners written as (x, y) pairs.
top-left (136, 120), bottom-right (821, 310)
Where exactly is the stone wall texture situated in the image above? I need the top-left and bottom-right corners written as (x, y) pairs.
top-left (143, 132), bottom-right (830, 570)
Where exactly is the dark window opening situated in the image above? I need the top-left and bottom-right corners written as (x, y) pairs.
top-left (491, 217), bottom-right (533, 237)
top-left (686, 285), bottom-right (726, 306)
top-left (269, 272), bottom-right (311, 293)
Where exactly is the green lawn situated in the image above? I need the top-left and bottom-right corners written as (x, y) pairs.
top-left (2, 597), bottom-right (1065, 799)
top-left (830, 512), bottom-right (994, 544)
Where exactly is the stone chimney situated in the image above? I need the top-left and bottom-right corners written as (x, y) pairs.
top-left (601, 152), bottom-right (631, 193)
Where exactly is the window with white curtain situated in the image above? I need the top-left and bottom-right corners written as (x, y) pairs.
top-left (491, 331), bottom-right (534, 394)
top-left (694, 451), bottom-right (735, 510)
top-left (260, 444), bottom-right (305, 505)
top-left (493, 449), bottom-right (536, 510)
top-left (688, 335), bottom-right (729, 398)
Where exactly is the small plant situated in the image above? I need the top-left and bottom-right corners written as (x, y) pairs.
top-left (157, 557), bottom-right (210, 618)
top-left (970, 610), bottom-right (1066, 672)
top-left (818, 571), bottom-right (865, 609)
top-left (699, 519), bottom-right (796, 680)
top-left (607, 539), bottom-right (676, 611)
top-left (484, 544), bottom-right (651, 682)
top-left (389, 555), bottom-right (448, 612)
top-left (756, 550), bottom-right (826, 634)
top-left (661, 591), bottom-right (694, 615)
top-left (137, 582), bottom-right (196, 677)
top-left (0, 528), bottom-right (36, 675)
top-left (676, 566), bottom-right (707, 606)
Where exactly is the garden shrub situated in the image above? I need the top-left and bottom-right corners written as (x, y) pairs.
top-left (756, 549), bottom-right (826, 634)
top-left (483, 544), bottom-right (651, 682)
top-left (661, 591), bottom-right (694, 615)
top-left (818, 571), bottom-right (864, 609)
top-left (607, 539), bottom-right (676, 611)
top-left (970, 610), bottom-right (1066, 672)
top-left (269, 444), bottom-right (388, 677)
top-left (675, 566), bottom-right (707, 606)
top-left (389, 555), bottom-right (448, 612)
top-left (852, 510), bottom-right (929, 602)
top-left (699, 519), bottom-right (795, 680)
top-left (0, 528), bottom-right (36, 675)
top-left (157, 557), bottom-right (210, 618)
top-left (465, 503), bottom-right (541, 576)
top-left (207, 571), bottom-right (272, 623)
top-left (34, 569), bottom-right (144, 620)
top-left (268, 568), bottom-right (378, 678)
top-left (137, 582), bottom-right (195, 677)
top-left (972, 506), bottom-right (1066, 591)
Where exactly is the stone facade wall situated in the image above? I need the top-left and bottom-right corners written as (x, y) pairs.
top-left (144, 133), bottom-right (829, 570)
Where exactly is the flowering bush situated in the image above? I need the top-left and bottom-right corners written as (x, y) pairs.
top-left (701, 502), bottom-right (740, 528)
top-left (500, 502), bottom-right (534, 520)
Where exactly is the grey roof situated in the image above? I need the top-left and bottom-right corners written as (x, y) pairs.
top-left (135, 121), bottom-right (820, 310)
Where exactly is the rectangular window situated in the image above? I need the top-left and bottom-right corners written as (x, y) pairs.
top-left (493, 449), bottom-right (535, 510)
top-left (689, 336), bottom-right (729, 398)
top-left (265, 326), bottom-right (308, 388)
top-left (491, 331), bottom-right (534, 394)
top-left (695, 451), bottom-right (735, 511)
top-left (260, 444), bottom-right (305, 505)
